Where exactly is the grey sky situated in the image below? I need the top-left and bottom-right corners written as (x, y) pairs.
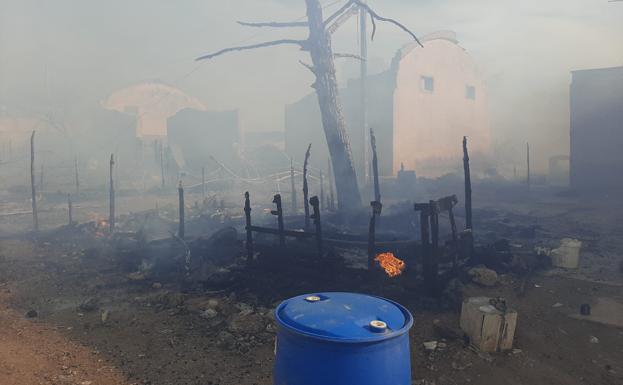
top-left (1, 0), bottom-right (622, 169)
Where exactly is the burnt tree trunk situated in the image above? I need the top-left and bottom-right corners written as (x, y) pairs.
top-left (370, 128), bottom-right (381, 203)
top-left (30, 131), bottom-right (38, 232)
top-left (305, 0), bottom-right (361, 211)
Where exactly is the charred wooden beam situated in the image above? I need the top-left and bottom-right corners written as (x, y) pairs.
top-left (319, 169), bottom-right (325, 211)
top-left (429, 199), bottom-right (440, 295)
top-left (272, 194), bottom-right (285, 246)
top-left (244, 191), bottom-right (254, 264)
top-left (310, 196), bottom-right (323, 257)
top-left (415, 203), bottom-right (433, 293)
top-left (367, 200), bottom-right (382, 269)
top-left (178, 181), bottom-right (185, 239)
top-left (370, 128), bottom-right (381, 203)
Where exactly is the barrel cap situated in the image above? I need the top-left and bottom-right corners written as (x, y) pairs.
top-left (275, 292), bottom-right (413, 343)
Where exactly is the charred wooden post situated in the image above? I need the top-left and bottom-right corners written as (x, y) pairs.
top-left (178, 181), bottom-right (185, 239)
top-left (462, 136), bottom-right (472, 230)
top-left (437, 195), bottom-right (459, 270)
top-left (74, 157), bottom-right (80, 195)
top-left (290, 160), bottom-right (297, 214)
top-left (310, 196), bottom-right (323, 257)
top-left (367, 200), bottom-right (382, 269)
top-left (429, 200), bottom-right (440, 294)
top-left (109, 154), bottom-right (115, 233)
top-left (30, 131), bottom-right (38, 232)
top-left (370, 128), bottom-right (381, 203)
top-left (415, 203), bottom-right (433, 293)
top-left (303, 144), bottom-right (312, 227)
top-left (244, 192), bottom-right (254, 263)
top-left (272, 194), bottom-right (285, 246)
top-left (67, 193), bottom-right (73, 226)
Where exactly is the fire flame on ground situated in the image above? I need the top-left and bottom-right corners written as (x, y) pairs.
top-left (374, 252), bottom-right (406, 277)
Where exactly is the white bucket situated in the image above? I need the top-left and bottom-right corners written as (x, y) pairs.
top-left (550, 238), bottom-right (582, 269)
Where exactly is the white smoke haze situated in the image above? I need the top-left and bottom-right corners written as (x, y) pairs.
top-left (1, 0), bottom-right (622, 172)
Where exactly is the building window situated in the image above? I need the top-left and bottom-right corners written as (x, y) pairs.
top-left (466, 85), bottom-right (476, 100)
top-left (420, 76), bottom-right (434, 93)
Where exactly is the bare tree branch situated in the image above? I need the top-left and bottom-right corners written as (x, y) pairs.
top-left (323, 1), bottom-right (356, 26)
top-left (334, 53), bottom-right (365, 61)
top-left (352, 0), bottom-right (423, 47)
top-left (196, 39), bottom-right (308, 61)
top-left (327, 5), bottom-right (359, 34)
top-left (299, 60), bottom-right (316, 75)
top-left (237, 20), bottom-right (308, 28)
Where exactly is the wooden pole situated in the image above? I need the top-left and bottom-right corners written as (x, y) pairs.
top-left (303, 143), bottom-right (312, 227)
top-left (370, 128), bottom-right (381, 203)
top-left (178, 181), bottom-right (185, 239)
top-left (360, 1), bottom-right (369, 185)
top-left (462, 136), bottom-right (472, 230)
top-left (310, 196), bottom-right (323, 258)
top-left (244, 192), bottom-right (254, 264)
top-left (526, 142), bottom-right (531, 189)
top-left (367, 200), bottom-right (382, 269)
top-left (290, 159), bottom-right (297, 214)
top-left (74, 157), bottom-right (80, 195)
top-left (448, 206), bottom-right (459, 271)
top-left (429, 200), bottom-right (439, 295)
top-left (30, 131), bottom-right (38, 232)
top-left (67, 193), bottom-right (73, 226)
top-left (416, 204), bottom-right (431, 289)
top-left (272, 194), bottom-right (285, 247)
top-left (109, 154), bottom-right (115, 233)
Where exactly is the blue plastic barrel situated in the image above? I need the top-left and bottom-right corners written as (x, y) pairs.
top-left (274, 292), bottom-right (413, 385)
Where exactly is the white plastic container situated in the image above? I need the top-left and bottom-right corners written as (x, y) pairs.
top-left (550, 238), bottom-right (582, 269)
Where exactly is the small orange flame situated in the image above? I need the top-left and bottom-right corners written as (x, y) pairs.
top-left (374, 252), bottom-right (406, 277)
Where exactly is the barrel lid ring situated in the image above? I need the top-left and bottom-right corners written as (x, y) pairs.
top-left (305, 295), bottom-right (321, 302)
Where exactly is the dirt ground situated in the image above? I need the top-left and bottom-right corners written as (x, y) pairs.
top-left (1, 187), bottom-right (623, 385)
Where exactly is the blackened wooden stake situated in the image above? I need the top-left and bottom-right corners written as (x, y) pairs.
top-left (244, 192), bottom-right (253, 263)
top-left (448, 206), bottom-right (459, 270)
top-left (178, 181), bottom-right (185, 239)
top-left (370, 128), bottom-right (381, 203)
top-left (462, 136), bottom-right (472, 230)
top-left (367, 200), bottom-right (382, 269)
top-left (109, 153), bottom-right (115, 233)
top-left (429, 200), bottom-right (439, 295)
top-left (310, 196), bottom-right (322, 257)
top-left (303, 144), bottom-right (312, 228)
top-left (30, 131), bottom-right (38, 232)
top-left (272, 194), bottom-right (285, 246)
